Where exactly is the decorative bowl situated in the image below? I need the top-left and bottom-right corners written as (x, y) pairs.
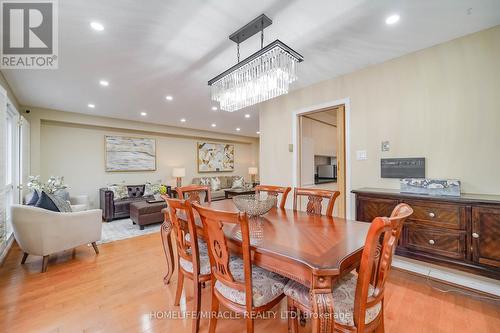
top-left (232, 194), bottom-right (277, 216)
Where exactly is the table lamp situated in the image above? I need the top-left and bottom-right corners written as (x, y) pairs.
top-left (172, 168), bottom-right (185, 188)
top-left (248, 167), bottom-right (258, 186)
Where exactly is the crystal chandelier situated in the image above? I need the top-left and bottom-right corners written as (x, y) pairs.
top-left (208, 15), bottom-right (304, 112)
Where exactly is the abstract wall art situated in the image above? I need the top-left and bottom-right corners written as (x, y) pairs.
top-left (105, 136), bottom-right (156, 172)
top-left (197, 142), bottom-right (234, 172)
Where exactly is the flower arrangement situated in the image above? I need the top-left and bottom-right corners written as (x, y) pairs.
top-left (27, 175), bottom-right (69, 194)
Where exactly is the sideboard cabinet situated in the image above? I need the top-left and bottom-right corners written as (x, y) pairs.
top-left (353, 188), bottom-right (500, 280)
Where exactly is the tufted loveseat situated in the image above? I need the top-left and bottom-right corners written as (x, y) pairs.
top-left (99, 184), bottom-right (172, 222)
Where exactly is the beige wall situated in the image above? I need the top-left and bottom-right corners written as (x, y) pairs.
top-left (27, 108), bottom-right (259, 208)
top-left (259, 26), bottom-right (500, 217)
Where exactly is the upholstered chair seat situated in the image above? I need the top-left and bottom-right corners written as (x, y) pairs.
top-left (178, 239), bottom-right (211, 275)
top-left (215, 256), bottom-right (288, 307)
top-left (284, 272), bottom-right (382, 327)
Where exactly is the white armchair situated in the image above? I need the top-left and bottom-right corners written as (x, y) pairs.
top-left (70, 195), bottom-right (90, 212)
top-left (11, 204), bottom-right (102, 272)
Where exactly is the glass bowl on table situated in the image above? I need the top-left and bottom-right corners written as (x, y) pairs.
top-left (232, 194), bottom-right (277, 217)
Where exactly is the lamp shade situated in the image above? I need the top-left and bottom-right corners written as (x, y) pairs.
top-left (172, 168), bottom-right (186, 178)
top-left (248, 167), bottom-right (258, 175)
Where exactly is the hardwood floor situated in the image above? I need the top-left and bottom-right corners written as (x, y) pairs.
top-left (1, 233), bottom-right (498, 333)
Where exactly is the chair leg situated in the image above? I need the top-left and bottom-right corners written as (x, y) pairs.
top-left (246, 317), bottom-right (254, 333)
top-left (208, 288), bottom-right (219, 333)
top-left (41, 255), bottom-right (49, 273)
top-left (288, 297), bottom-right (299, 333)
top-left (91, 242), bottom-right (99, 254)
top-left (21, 252), bottom-right (29, 264)
top-left (375, 310), bottom-right (385, 333)
top-left (174, 269), bottom-right (184, 306)
top-left (192, 282), bottom-right (202, 333)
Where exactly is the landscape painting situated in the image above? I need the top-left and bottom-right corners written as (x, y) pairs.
top-left (197, 142), bottom-right (234, 172)
top-left (105, 136), bottom-right (156, 172)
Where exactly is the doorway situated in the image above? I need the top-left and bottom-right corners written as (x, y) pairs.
top-left (295, 104), bottom-right (347, 217)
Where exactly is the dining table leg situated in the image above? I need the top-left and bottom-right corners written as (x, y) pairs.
top-left (311, 275), bottom-right (335, 333)
top-left (161, 217), bottom-right (175, 285)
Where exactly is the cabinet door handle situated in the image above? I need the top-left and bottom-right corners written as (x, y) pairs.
top-left (428, 239), bottom-right (435, 245)
top-left (472, 233), bottom-right (479, 239)
top-left (428, 212), bottom-right (436, 218)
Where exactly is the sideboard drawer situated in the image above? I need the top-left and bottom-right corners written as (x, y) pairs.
top-left (403, 200), bottom-right (465, 229)
top-left (405, 225), bottom-right (466, 260)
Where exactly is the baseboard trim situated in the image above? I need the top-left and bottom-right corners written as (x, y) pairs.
top-left (392, 255), bottom-right (500, 298)
top-left (0, 234), bottom-right (14, 267)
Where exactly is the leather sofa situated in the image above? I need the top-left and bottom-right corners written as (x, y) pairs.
top-left (99, 184), bottom-right (172, 222)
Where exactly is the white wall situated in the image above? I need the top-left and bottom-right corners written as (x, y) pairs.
top-left (259, 26), bottom-right (500, 217)
top-left (27, 108), bottom-right (259, 209)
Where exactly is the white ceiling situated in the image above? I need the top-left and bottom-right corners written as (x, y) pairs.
top-left (2, 0), bottom-right (500, 137)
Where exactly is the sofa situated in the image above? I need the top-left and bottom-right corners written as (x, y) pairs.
top-left (99, 184), bottom-right (172, 222)
top-left (191, 176), bottom-right (245, 201)
top-left (11, 204), bottom-right (102, 272)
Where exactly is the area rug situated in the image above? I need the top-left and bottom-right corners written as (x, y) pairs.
top-left (98, 218), bottom-right (161, 244)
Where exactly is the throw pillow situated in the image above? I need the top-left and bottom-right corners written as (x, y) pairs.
top-left (108, 185), bottom-right (128, 200)
top-left (200, 177), bottom-right (211, 186)
top-left (210, 177), bottom-right (221, 192)
top-left (54, 189), bottom-right (70, 201)
top-left (47, 193), bottom-right (72, 212)
top-left (34, 191), bottom-right (60, 212)
top-left (143, 182), bottom-right (154, 196)
top-left (26, 190), bottom-right (40, 206)
top-left (232, 177), bottom-right (245, 189)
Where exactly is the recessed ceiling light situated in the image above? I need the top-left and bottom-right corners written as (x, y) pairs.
top-left (90, 22), bottom-right (104, 31)
top-left (165, 95), bottom-right (173, 101)
top-left (99, 80), bottom-right (109, 86)
top-left (140, 112), bottom-right (147, 116)
top-left (180, 118), bottom-right (186, 123)
top-left (244, 114), bottom-right (250, 118)
top-left (211, 123), bottom-right (216, 127)
top-left (385, 14), bottom-right (400, 25)
top-left (236, 128), bottom-right (241, 131)
top-left (211, 106), bottom-right (218, 111)
top-left (256, 131), bottom-right (260, 134)
top-left (88, 103), bottom-right (95, 108)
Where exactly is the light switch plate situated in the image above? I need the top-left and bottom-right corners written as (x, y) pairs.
top-left (381, 141), bottom-right (390, 152)
top-left (288, 144), bottom-right (294, 152)
top-left (356, 150), bottom-right (368, 160)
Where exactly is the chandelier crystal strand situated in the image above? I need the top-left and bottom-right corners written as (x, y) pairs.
top-left (211, 45), bottom-right (300, 112)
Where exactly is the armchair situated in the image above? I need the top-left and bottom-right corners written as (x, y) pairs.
top-left (11, 204), bottom-right (102, 272)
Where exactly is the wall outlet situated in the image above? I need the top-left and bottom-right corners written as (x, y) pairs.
top-left (356, 150), bottom-right (368, 160)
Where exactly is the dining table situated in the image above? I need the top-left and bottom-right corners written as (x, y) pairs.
top-left (161, 199), bottom-right (371, 333)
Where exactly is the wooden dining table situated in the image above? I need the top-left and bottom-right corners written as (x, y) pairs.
top-left (161, 199), bottom-right (371, 333)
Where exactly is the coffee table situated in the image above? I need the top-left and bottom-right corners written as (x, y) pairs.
top-left (224, 188), bottom-right (255, 199)
top-left (130, 201), bottom-right (168, 230)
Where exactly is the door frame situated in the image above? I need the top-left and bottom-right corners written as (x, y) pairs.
top-left (292, 97), bottom-right (352, 219)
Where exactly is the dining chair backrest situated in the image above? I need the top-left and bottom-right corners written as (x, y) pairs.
top-left (292, 187), bottom-right (341, 216)
top-left (166, 198), bottom-right (202, 275)
top-left (353, 203), bottom-right (413, 331)
top-left (177, 185), bottom-right (211, 203)
top-left (254, 185), bottom-right (292, 209)
top-left (192, 203), bottom-right (254, 309)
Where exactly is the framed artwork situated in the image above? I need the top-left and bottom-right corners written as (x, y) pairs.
top-left (105, 135), bottom-right (156, 172)
top-left (197, 142), bottom-right (234, 172)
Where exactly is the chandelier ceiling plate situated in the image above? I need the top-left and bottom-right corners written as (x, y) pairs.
top-left (229, 14), bottom-right (273, 43)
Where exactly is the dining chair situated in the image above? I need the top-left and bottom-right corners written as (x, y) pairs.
top-left (254, 185), bottom-right (292, 209)
top-left (166, 198), bottom-right (212, 333)
top-left (176, 185), bottom-right (212, 203)
top-left (292, 187), bottom-right (341, 216)
top-left (285, 203), bottom-right (413, 333)
top-left (192, 203), bottom-right (289, 333)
